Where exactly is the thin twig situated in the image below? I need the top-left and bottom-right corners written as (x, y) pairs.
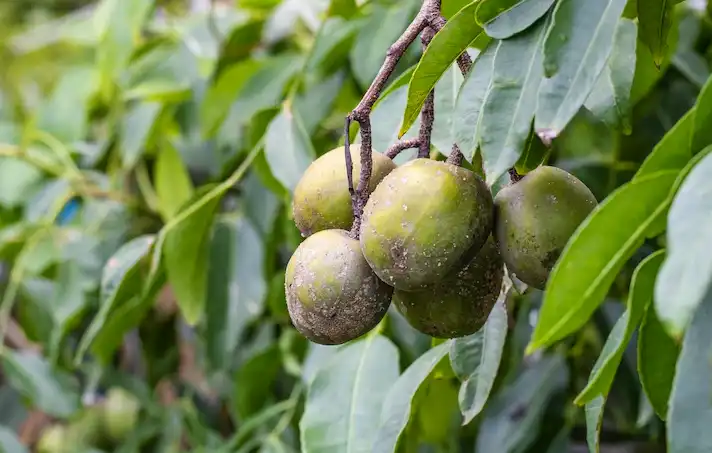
top-left (385, 138), bottom-right (421, 159)
top-left (417, 26), bottom-right (437, 159)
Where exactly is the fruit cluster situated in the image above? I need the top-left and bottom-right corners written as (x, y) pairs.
top-left (285, 146), bottom-right (597, 345)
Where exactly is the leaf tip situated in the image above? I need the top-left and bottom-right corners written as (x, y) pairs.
top-left (524, 342), bottom-right (538, 356)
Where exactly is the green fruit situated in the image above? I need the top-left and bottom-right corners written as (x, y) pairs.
top-left (102, 387), bottom-right (140, 443)
top-left (285, 229), bottom-right (393, 345)
top-left (360, 158), bottom-right (494, 291)
top-left (393, 237), bottom-right (503, 338)
top-left (65, 406), bottom-right (106, 449)
top-left (37, 425), bottom-right (66, 453)
top-left (494, 166), bottom-right (597, 289)
top-left (293, 145), bottom-right (396, 236)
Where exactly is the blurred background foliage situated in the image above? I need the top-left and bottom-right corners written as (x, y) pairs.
top-left (0, 0), bottom-right (709, 452)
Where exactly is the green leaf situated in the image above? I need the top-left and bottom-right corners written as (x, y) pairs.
top-left (584, 19), bottom-right (637, 134)
top-left (514, 127), bottom-right (550, 174)
top-left (574, 250), bottom-right (665, 404)
top-left (1, 350), bottom-right (80, 418)
top-left (667, 291), bottom-right (712, 453)
top-left (453, 44), bottom-right (496, 162)
top-left (233, 346), bottom-right (282, 419)
top-left (535, 0), bottom-right (628, 138)
top-left (0, 158), bottom-right (43, 208)
top-left (480, 18), bottom-right (547, 185)
top-left (301, 335), bottom-right (400, 453)
top-left (637, 0), bottom-right (674, 67)
top-left (200, 59), bottom-right (263, 138)
top-left (163, 186), bottom-right (222, 325)
top-left (400, 2), bottom-right (484, 137)
top-left (349, 0), bottom-right (420, 88)
top-left (528, 171), bottom-right (678, 352)
top-left (585, 396), bottom-right (606, 453)
top-left (638, 302), bottom-right (680, 420)
top-left (372, 342), bottom-right (450, 453)
top-left (443, 0), bottom-right (473, 18)
top-left (449, 297), bottom-right (508, 424)
top-left (263, 104), bottom-right (315, 193)
top-left (0, 426), bottom-right (27, 453)
top-left (206, 216), bottom-right (266, 371)
top-left (431, 64), bottom-right (464, 155)
top-left (655, 151), bottom-right (712, 337)
top-left (475, 355), bottom-right (568, 453)
top-left (47, 262), bottom-right (87, 360)
top-left (306, 17), bottom-right (361, 77)
top-left (76, 235), bottom-right (156, 363)
top-left (119, 101), bottom-right (162, 169)
top-left (155, 142), bottom-right (195, 221)
top-left (294, 71), bottom-right (345, 135)
top-left (371, 84), bottom-right (421, 159)
top-left (635, 108), bottom-right (694, 179)
top-left (691, 76), bottom-right (712, 154)
top-left (476, 0), bottom-right (557, 40)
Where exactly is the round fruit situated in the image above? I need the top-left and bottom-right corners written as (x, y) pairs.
top-left (37, 425), bottom-right (66, 453)
top-left (65, 405), bottom-right (106, 448)
top-left (293, 145), bottom-right (396, 237)
top-left (102, 387), bottom-right (140, 443)
top-left (393, 236), bottom-right (503, 338)
top-left (494, 166), bottom-right (597, 289)
top-left (285, 229), bottom-right (393, 345)
top-left (360, 158), bottom-right (493, 291)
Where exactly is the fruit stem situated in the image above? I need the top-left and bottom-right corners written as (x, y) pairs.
top-left (385, 138), bottom-right (421, 159)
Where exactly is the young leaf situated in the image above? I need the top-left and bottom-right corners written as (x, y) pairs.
top-left (475, 355), bottom-right (568, 453)
top-left (301, 335), bottom-right (400, 453)
top-left (119, 101), bottom-right (161, 169)
top-left (372, 342), bottom-right (450, 453)
top-left (637, 0), bottom-right (674, 67)
top-left (638, 303), bottom-right (680, 420)
top-left (584, 19), bottom-right (637, 134)
top-left (1, 351), bottom-right (80, 418)
top-left (449, 297), bottom-right (508, 424)
top-left (635, 108), bottom-right (694, 179)
top-left (574, 250), bottom-right (665, 405)
top-left (163, 186), bottom-right (221, 325)
top-left (453, 44), bottom-right (497, 162)
top-left (264, 104), bottom-right (315, 193)
top-left (155, 142), bottom-right (195, 221)
top-left (479, 18), bottom-right (547, 185)
top-left (667, 291), bottom-right (712, 453)
top-left (585, 396), bottom-right (606, 453)
top-left (535, 0), bottom-right (628, 139)
top-left (527, 171), bottom-right (678, 352)
top-left (476, 0), bottom-right (557, 40)
top-left (400, 2), bottom-right (485, 136)
top-left (655, 150), bottom-right (712, 337)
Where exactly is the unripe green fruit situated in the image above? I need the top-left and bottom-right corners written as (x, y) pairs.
top-left (65, 405), bottom-right (106, 448)
top-left (37, 425), bottom-right (66, 453)
top-left (393, 237), bottom-right (503, 338)
top-left (293, 146), bottom-right (396, 236)
top-left (102, 387), bottom-right (140, 443)
top-left (494, 166), bottom-right (597, 289)
top-left (285, 229), bottom-right (393, 345)
top-left (360, 158), bottom-right (494, 291)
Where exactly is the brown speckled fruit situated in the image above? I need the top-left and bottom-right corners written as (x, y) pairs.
top-left (393, 237), bottom-right (503, 338)
top-left (285, 229), bottom-right (393, 345)
top-left (494, 166), bottom-right (597, 289)
top-left (360, 158), bottom-right (493, 291)
top-left (292, 145), bottom-right (396, 237)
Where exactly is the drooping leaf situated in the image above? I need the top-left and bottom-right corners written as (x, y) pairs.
top-left (585, 396), bottom-right (606, 453)
top-left (154, 142), bottom-right (195, 221)
top-left (638, 302), bottom-right (680, 420)
top-left (637, 0), bottom-right (674, 67)
top-left (400, 2), bottom-right (485, 136)
top-left (635, 108), bottom-right (694, 179)
top-left (475, 355), bottom-right (568, 453)
top-left (301, 335), bottom-right (400, 453)
top-left (479, 18), bottom-right (547, 185)
top-left (584, 19), bottom-right (637, 133)
top-left (431, 64), bottom-right (465, 156)
top-left (528, 171), bottom-right (678, 352)
top-left (476, 0), bottom-right (557, 40)
top-left (163, 186), bottom-right (222, 325)
top-left (294, 71), bottom-right (345, 135)
top-left (263, 104), bottom-right (315, 192)
top-left (371, 85), bottom-right (421, 160)
top-left (1, 350), bottom-right (80, 418)
top-left (667, 291), bottom-right (712, 453)
top-left (655, 150), bottom-right (712, 337)
top-left (535, 0), bottom-right (628, 139)
top-left (575, 250), bottom-right (665, 404)
top-left (206, 216), bottom-right (266, 371)
top-left (119, 101), bottom-right (162, 168)
top-left (449, 297), bottom-right (508, 424)
top-left (453, 44), bottom-right (497, 162)
top-left (372, 342), bottom-right (450, 453)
